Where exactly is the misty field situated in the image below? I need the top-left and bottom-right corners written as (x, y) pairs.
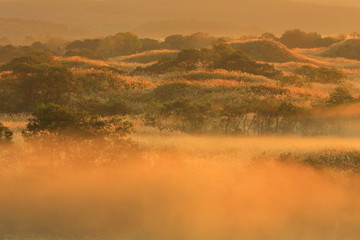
top-left (0, 128), bottom-right (360, 240)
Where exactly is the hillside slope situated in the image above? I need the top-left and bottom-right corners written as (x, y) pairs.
top-left (319, 39), bottom-right (360, 60)
top-left (230, 39), bottom-right (316, 63)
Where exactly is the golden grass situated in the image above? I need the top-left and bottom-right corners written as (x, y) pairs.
top-left (56, 56), bottom-right (152, 71)
top-left (173, 69), bottom-right (273, 83)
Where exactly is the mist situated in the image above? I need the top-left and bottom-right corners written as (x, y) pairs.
top-left (1, 136), bottom-right (360, 239)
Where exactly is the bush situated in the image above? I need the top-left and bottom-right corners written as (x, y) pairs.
top-left (0, 123), bottom-right (13, 143)
top-left (280, 29), bottom-right (339, 48)
top-left (294, 65), bottom-right (344, 83)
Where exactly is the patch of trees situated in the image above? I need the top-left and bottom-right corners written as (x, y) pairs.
top-left (145, 97), bottom-right (311, 135)
top-left (142, 81), bottom-right (360, 136)
top-left (278, 29), bottom-right (340, 48)
top-left (22, 104), bottom-right (133, 139)
top-left (144, 93), bottom-right (360, 136)
top-left (64, 33), bottom-right (143, 59)
top-left (161, 32), bottom-right (217, 50)
top-left (64, 32), bottom-right (217, 59)
top-left (0, 51), bottom-right (133, 112)
top-left (136, 43), bottom-right (282, 78)
top-left (0, 52), bottom-right (74, 111)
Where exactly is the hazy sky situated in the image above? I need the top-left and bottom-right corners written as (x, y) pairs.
top-left (1, 0), bottom-right (360, 38)
top-left (293, 0), bottom-right (360, 7)
top-left (0, 0), bottom-right (359, 7)
top-left (0, 0), bottom-right (360, 8)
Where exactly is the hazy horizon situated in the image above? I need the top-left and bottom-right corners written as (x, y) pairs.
top-left (1, 0), bottom-right (360, 40)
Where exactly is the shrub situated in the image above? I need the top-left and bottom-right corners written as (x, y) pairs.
top-left (152, 82), bottom-right (207, 102)
top-left (294, 65), bottom-right (344, 83)
top-left (327, 87), bottom-right (354, 106)
top-left (0, 123), bottom-right (13, 143)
